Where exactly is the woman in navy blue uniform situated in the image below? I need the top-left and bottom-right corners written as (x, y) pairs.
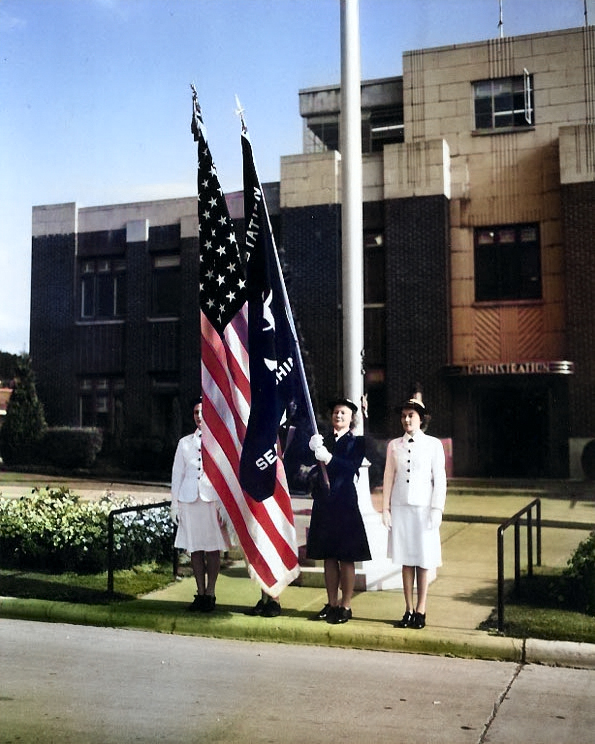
top-left (306, 398), bottom-right (371, 624)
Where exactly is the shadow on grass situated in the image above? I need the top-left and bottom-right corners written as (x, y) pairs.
top-left (0, 565), bottom-right (174, 605)
top-left (477, 571), bottom-right (595, 643)
top-left (0, 571), bottom-right (127, 604)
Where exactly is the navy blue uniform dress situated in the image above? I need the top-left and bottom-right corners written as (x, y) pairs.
top-left (306, 431), bottom-right (371, 562)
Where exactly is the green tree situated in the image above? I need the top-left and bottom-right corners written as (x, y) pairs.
top-left (0, 350), bottom-right (19, 385)
top-left (0, 354), bottom-right (47, 465)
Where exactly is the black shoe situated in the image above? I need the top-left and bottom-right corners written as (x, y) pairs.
top-left (262, 600), bottom-right (281, 618)
top-left (188, 594), bottom-right (205, 612)
top-left (394, 610), bottom-right (415, 628)
top-left (411, 612), bottom-right (426, 629)
top-left (203, 595), bottom-right (216, 612)
top-left (246, 599), bottom-right (266, 616)
top-left (328, 606), bottom-right (352, 625)
top-left (312, 603), bottom-right (333, 621)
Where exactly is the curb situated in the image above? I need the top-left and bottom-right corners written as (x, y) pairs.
top-left (0, 596), bottom-right (541, 665)
top-left (524, 638), bottom-right (595, 669)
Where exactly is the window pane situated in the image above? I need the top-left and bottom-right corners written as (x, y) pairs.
top-left (473, 75), bottom-right (533, 131)
top-left (474, 80), bottom-right (493, 98)
top-left (520, 226), bottom-right (538, 242)
top-left (95, 274), bottom-right (114, 316)
top-left (114, 273), bottom-right (127, 316)
top-left (80, 395), bottom-right (93, 426)
top-left (152, 268), bottom-right (181, 315)
top-left (81, 275), bottom-right (94, 317)
top-left (497, 229), bottom-right (515, 243)
top-left (474, 223), bottom-right (541, 302)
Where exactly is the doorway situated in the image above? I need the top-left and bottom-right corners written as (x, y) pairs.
top-left (476, 385), bottom-right (549, 477)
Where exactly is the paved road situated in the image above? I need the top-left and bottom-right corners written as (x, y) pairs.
top-left (2, 620), bottom-right (595, 744)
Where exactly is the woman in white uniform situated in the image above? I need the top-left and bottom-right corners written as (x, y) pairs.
top-left (170, 398), bottom-right (230, 612)
top-left (382, 394), bottom-right (447, 629)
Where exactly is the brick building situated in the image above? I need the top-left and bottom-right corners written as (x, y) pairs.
top-left (31, 25), bottom-right (595, 477)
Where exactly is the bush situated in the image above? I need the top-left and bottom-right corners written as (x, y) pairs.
top-left (0, 487), bottom-right (174, 574)
top-left (120, 436), bottom-right (166, 472)
top-left (42, 427), bottom-right (103, 469)
top-left (563, 530), bottom-right (595, 615)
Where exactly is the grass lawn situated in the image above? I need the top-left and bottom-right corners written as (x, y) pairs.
top-left (479, 567), bottom-right (595, 644)
top-left (0, 563), bottom-right (175, 604)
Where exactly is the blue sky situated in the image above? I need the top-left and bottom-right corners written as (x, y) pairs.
top-left (1, 0), bottom-right (592, 354)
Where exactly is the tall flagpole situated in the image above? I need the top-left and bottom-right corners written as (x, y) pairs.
top-left (339, 0), bottom-right (402, 591)
top-left (340, 0), bottom-right (364, 429)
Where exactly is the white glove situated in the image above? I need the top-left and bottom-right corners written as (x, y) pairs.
top-left (382, 508), bottom-right (392, 530)
top-left (314, 446), bottom-right (332, 464)
top-left (427, 508), bottom-right (442, 530)
top-left (309, 434), bottom-right (324, 452)
top-left (170, 502), bottom-right (180, 525)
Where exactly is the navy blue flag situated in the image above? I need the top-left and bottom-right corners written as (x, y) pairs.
top-left (239, 130), bottom-right (313, 501)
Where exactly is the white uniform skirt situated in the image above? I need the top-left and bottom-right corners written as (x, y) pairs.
top-left (174, 499), bottom-right (231, 553)
top-left (388, 504), bottom-right (442, 569)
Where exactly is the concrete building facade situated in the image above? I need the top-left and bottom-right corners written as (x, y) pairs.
top-left (31, 25), bottom-right (595, 477)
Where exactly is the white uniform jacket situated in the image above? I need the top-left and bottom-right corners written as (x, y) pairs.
top-left (383, 430), bottom-right (447, 512)
top-left (171, 430), bottom-right (219, 505)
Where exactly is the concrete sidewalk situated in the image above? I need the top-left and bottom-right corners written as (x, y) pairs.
top-left (1, 475), bottom-right (594, 667)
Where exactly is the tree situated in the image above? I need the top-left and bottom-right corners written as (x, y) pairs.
top-left (0, 355), bottom-right (47, 466)
top-left (0, 350), bottom-right (19, 385)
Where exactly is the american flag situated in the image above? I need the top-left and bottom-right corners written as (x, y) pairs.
top-left (192, 88), bottom-right (300, 596)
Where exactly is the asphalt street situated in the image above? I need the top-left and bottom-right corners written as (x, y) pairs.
top-left (2, 619), bottom-right (595, 744)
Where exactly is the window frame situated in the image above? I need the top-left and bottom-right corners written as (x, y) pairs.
top-left (79, 258), bottom-right (126, 320)
top-left (474, 223), bottom-right (542, 303)
top-left (78, 377), bottom-right (124, 432)
top-left (473, 73), bottom-right (534, 133)
top-left (150, 253), bottom-right (181, 318)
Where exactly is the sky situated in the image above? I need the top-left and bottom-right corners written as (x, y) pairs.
top-left (1, 0), bottom-right (592, 355)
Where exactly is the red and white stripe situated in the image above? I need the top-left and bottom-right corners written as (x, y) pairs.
top-left (201, 307), bottom-right (300, 597)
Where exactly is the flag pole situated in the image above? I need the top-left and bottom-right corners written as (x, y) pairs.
top-left (235, 97), bottom-right (319, 439)
top-left (235, 98), bottom-right (329, 488)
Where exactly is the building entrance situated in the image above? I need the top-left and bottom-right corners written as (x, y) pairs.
top-left (476, 385), bottom-right (549, 478)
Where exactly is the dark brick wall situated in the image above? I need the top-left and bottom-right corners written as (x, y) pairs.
top-left (384, 195), bottom-right (451, 437)
top-left (30, 234), bottom-right (77, 426)
top-left (562, 181), bottom-right (595, 436)
top-left (75, 323), bottom-right (124, 373)
top-left (179, 234), bottom-right (202, 409)
top-left (123, 238), bottom-right (151, 436)
top-left (281, 204), bottom-right (342, 420)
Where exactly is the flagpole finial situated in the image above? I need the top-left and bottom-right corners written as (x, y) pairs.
top-left (191, 83), bottom-right (204, 141)
top-left (235, 94), bottom-right (247, 133)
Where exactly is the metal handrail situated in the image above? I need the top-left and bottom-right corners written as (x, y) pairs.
top-left (107, 500), bottom-right (176, 596)
top-left (497, 498), bottom-right (541, 632)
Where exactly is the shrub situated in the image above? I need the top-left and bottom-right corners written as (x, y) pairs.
top-left (0, 487), bottom-right (174, 574)
top-left (563, 531), bottom-right (595, 615)
top-left (120, 436), bottom-right (166, 472)
top-left (42, 427), bottom-right (103, 469)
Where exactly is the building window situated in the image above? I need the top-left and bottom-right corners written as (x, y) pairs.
top-left (474, 224), bottom-right (541, 302)
top-left (79, 377), bottom-right (124, 434)
top-left (80, 258), bottom-right (126, 319)
top-left (151, 254), bottom-right (181, 317)
top-left (368, 106), bottom-right (404, 152)
top-left (304, 106), bottom-right (404, 155)
top-left (473, 72), bottom-right (533, 131)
